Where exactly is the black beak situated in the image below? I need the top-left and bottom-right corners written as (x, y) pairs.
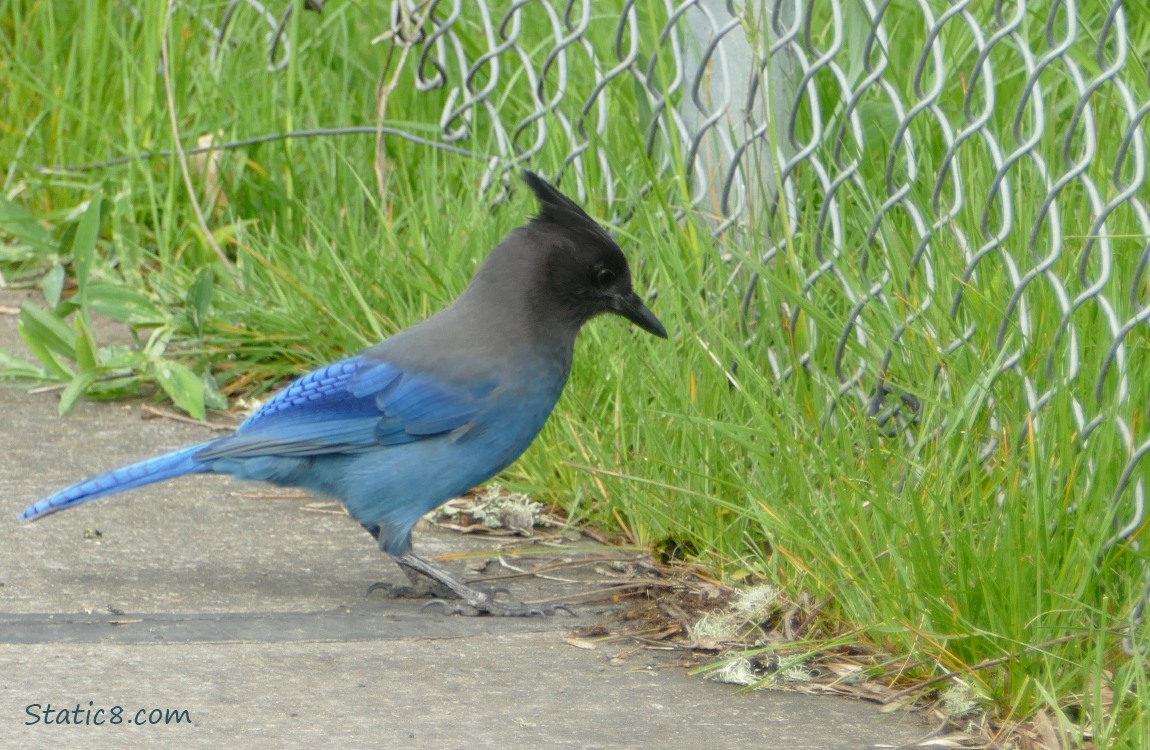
top-left (615, 291), bottom-right (667, 338)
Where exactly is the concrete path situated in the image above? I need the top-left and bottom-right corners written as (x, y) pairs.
top-left (0, 289), bottom-right (925, 749)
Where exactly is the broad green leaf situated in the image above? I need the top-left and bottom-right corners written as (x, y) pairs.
top-left (86, 283), bottom-right (165, 324)
top-left (53, 298), bottom-right (81, 318)
top-left (0, 198), bottom-right (57, 255)
top-left (201, 371), bottom-right (228, 411)
top-left (154, 358), bottom-right (206, 420)
top-left (19, 334), bottom-right (72, 380)
top-left (58, 370), bottom-right (98, 415)
top-left (187, 267), bottom-right (214, 330)
top-left (101, 344), bottom-right (145, 371)
top-left (0, 349), bottom-right (45, 379)
top-left (19, 303), bottom-right (76, 360)
top-left (39, 263), bottom-right (66, 307)
top-left (75, 315), bottom-right (99, 372)
top-left (72, 193), bottom-right (102, 297)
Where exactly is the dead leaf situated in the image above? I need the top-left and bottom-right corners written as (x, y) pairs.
top-left (1032, 709), bottom-right (1062, 750)
top-left (191, 131), bottom-right (229, 210)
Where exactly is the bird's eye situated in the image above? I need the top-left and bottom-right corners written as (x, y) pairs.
top-left (595, 267), bottom-right (616, 286)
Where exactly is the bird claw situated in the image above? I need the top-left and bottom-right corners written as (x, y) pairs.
top-left (420, 599), bottom-right (478, 616)
top-left (365, 581), bottom-right (394, 597)
top-left (472, 584), bottom-right (512, 600)
top-left (366, 581), bottom-right (424, 599)
top-left (543, 604), bottom-right (577, 617)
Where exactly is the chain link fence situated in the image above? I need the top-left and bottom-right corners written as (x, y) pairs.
top-left (209, 0), bottom-right (1150, 641)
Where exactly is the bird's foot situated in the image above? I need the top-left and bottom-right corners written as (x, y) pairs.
top-left (390, 550), bottom-right (575, 617)
top-left (365, 579), bottom-right (509, 602)
top-left (365, 572), bottom-right (467, 600)
top-left (369, 578), bottom-right (570, 616)
top-left (421, 597), bottom-right (576, 618)
top-left (365, 580), bottom-right (443, 600)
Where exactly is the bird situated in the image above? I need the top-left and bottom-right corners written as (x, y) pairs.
top-left (20, 170), bottom-right (667, 616)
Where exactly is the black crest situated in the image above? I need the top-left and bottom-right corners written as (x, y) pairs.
top-left (521, 170), bottom-right (615, 246)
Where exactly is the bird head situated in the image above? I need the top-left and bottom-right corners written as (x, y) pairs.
top-left (521, 170), bottom-right (667, 339)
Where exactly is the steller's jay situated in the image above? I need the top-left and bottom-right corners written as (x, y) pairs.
top-left (20, 171), bottom-right (666, 616)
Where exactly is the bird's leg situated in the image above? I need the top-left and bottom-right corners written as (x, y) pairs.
top-left (360, 526), bottom-right (510, 600)
top-left (394, 552), bottom-right (573, 618)
top-left (362, 524), bottom-right (455, 599)
top-left (359, 523), bottom-right (571, 616)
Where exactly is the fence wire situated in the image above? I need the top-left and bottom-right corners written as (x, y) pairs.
top-left (379, 0), bottom-right (1150, 644)
top-left (215, 0), bottom-right (1150, 646)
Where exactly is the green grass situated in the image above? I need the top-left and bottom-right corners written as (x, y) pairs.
top-left (3, 0), bottom-right (1149, 745)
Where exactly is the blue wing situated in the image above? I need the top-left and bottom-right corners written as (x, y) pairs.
top-left (196, 355), bottom-right (497, 460)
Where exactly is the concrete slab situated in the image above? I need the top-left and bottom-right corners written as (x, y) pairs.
top-left (0, 291), bottom-right (926, 748)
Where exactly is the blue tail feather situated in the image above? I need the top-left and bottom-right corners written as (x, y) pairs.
top-left (20, 442), bottom-right (217, 522)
